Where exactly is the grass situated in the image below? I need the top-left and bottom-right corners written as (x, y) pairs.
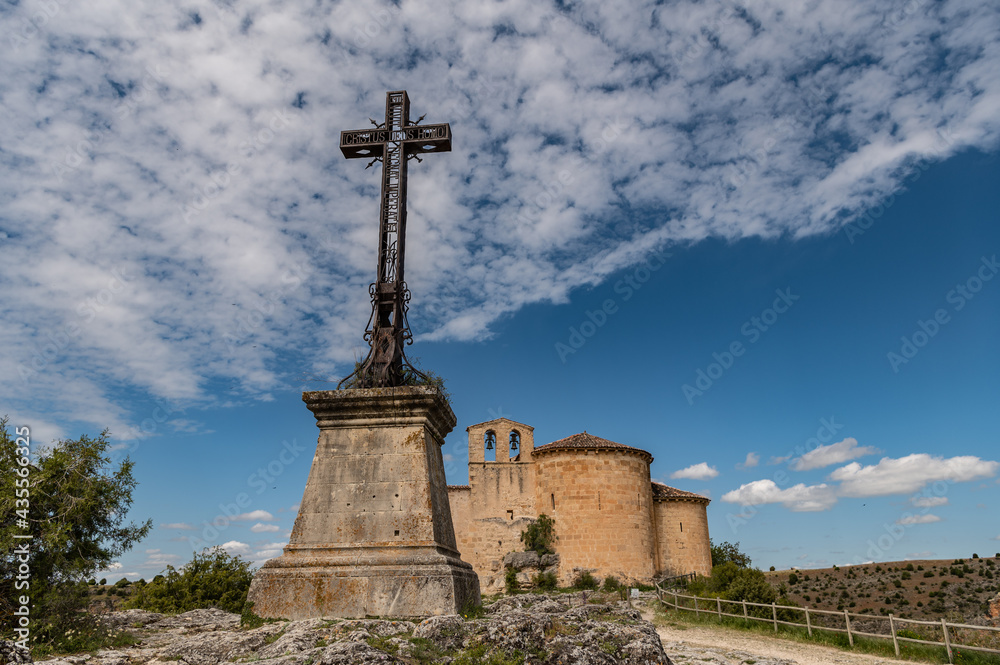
top-left (653, 603), bottom-right (1000, 665)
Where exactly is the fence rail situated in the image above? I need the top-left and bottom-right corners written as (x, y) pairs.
top-left (655, 584), bottom-right (1000, 664)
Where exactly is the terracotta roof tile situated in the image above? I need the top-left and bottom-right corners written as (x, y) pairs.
top-left (533, 432), bottom-right (653, 462)
top-left (651, 481), bottom-right (710, 503)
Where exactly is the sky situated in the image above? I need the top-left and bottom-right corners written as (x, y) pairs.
top-left (1, 0), bottom-right (998, 580)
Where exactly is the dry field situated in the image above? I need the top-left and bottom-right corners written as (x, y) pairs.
top-left (764, 556), bottom-right (1000, 622)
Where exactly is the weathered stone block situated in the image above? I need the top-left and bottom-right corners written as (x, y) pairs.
top-left (503, 551), bottom-right (540, 570)
top-left (247, 387), bottom-right (480, 619)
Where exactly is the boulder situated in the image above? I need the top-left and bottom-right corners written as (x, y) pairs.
top-left (29, 594), bottom-right (670, 665)
top-left (502, 550), bottom-right (540, 570)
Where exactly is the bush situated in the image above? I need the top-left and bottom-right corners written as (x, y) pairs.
top-left (125, 547), bottom-right (254, 614)
top-left (534, 571), bottom-right (558, 591)
top-left (115, 578), bottom-right (131, 587)
top-left (573, 571), bottom-right (599, 590)
top-left (788, 573), bottom-right (799, 585)
top-left (602, 576), bottom-right (621, 592)
top-left (769, 566), bottom-right (775, 572)
top-left (520, 514), bottom-right (555, 556)
top-left (505, 568), bottom-right (519, 594)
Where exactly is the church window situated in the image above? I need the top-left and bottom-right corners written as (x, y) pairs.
top-left (551, 493), bottom-right (555, 509)
top-left (680, 522), bottom-right (683, 532)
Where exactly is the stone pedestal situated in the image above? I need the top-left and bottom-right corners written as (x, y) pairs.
top-left (246, 386), bottom-right (480, 619)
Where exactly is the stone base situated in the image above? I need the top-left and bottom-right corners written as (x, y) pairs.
top-left (246, 387), bottom-right (481, 619)
top-left (247, 550), bottom-right (480, 619)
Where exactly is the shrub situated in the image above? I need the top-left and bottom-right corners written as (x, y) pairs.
top-left (973, 553), bottom-right (979, 559)
top-left (505, 568), bottom-right (519, 594)
top-left (125, 547), bottom-right (254, 614)
top-left (573, 571), bottom-right (599, 590)
top-left (788, 573), bottom-right (799, 585)
top-left (905, 563), bottom-right (915, 571)
top-left (769, 566), bottom-right (775, 572)
top-left (602, 576), bottom-right (621, 592)
top-left (115, 578), bottom-right (131, 587)
top-left (534, 571), bottom-right (558, 591)
top-left (520, 514), bottom-right (555, 556)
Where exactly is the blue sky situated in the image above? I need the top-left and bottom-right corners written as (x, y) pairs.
top-left (2, 0), bottom-right (999, 579)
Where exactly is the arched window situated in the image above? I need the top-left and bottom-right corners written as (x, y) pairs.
top-left (509, 430), bottom-right (520, 460)
top-left (484, 430), bottom-right (496, 462)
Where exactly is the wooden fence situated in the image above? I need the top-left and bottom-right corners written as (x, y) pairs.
top-left (655, 584), bottom-right (1000, 664)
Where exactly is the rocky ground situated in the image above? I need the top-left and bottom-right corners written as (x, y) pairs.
top-left (17, 594), bottom-right (670, 665)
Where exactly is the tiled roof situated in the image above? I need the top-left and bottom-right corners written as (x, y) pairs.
top-left (651, 481), bottom-right (710, 503)
top-left (533, 432), bottom-right (653, 462)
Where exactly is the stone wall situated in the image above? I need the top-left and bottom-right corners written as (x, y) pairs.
top-left (654, 499), bottom-right (712, 576)
top-left (449, 419), bottom-right (537, 592)
top-left (533, 448), bottom-right (657, 585)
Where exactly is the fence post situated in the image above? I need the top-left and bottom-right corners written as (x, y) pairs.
top-left (694, 596), bottom-right (699, 616)
top-left (772, 603), bottom-right (778, 632)
top-left (889, 614), bottom-right (899, 658)
top-left (941, 618), bottom-right (953, 664)
top-left (805, 607), bottom-right (812, 637)
top-left (674, 591), bottom-right (678, 610)
top-left (717, 597), bottom-right (722, 619)
top-left (742, 599), bottom-right (748, 619)
top-left (845, 610), bottom-right (854, 647)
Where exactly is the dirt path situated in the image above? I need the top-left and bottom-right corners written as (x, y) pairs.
top-left (639, 603), bottom-right (928, 665)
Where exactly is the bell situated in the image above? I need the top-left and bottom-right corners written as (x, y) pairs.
top-left (509, 433), bottom-right (519, 451)
top-left (485, 432), bottom-right (495, 450)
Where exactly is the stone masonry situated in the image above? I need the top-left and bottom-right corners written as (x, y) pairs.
top-left (247, 386), bottom-right (480, 619)
top-left (448, 418), bottom-right (711, 592)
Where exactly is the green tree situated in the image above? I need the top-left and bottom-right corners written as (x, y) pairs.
top-left (126, 547), bottom-right (254, 614)
top-left (520, 514), bottom-right (555, 555)
top-left (709, 539), bottom-right (752, 568)
top-left (0, 418), bottom-right (152, 651)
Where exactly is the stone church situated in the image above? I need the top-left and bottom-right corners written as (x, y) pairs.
top-left (447, 418), bottom-right (712, 592)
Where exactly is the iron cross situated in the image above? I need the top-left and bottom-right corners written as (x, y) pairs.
top-left (339, 90), bottom-right (452, 388)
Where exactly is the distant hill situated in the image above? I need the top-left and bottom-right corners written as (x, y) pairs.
top-left (764, 556), bottom-right (1000, 622)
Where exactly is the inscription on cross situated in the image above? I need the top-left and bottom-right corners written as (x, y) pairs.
top-left (339, 90), bottom-right (452, 388)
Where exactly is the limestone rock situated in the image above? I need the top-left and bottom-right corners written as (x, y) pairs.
top-left (146, 608), bottom-right (240, 633)
top-left (503, 550), bottom-right (540, 570)
top-left (101, 609), bottom-right (164, 629)
top-left (31, 595), bottom-right (669, 665)
top-left (990, 592), bottom-right (1000, 619)
top-left (412, 614), bottom-right (468, 650)
top-left (0, 640), bottom-right (32, 664)
top-left (539, 553), bottom-right (560, 567)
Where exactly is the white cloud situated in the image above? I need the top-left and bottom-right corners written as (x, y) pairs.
top-left (671, 462), bottom-right (719, 480)
top-left (897, 514), bottom-right (942, 525)
top-left (221, 540), bottom-right (252, 556)
top-left (737, 452), bottom-right (760, 470)
top-left (722, 479), bottom-right (837, 512)
top-left (161, 522), bottom-right (195, 530)
top-left (143, 550), bottom-right (180, 567)
top-left (830, 454), bottom-right (999, 497)
top-left (790, 438), bottom-right (879, 471)
top-left (253, 542), bottom-right (288, 562)
top-left (911, 496), bottom-right (949, 508)
top-left (233, 510), bottom-right (275, 522)
top-left (250, 523), bottom-right (281, 533)
top-left (2, 0), bottom-right (999, 436)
